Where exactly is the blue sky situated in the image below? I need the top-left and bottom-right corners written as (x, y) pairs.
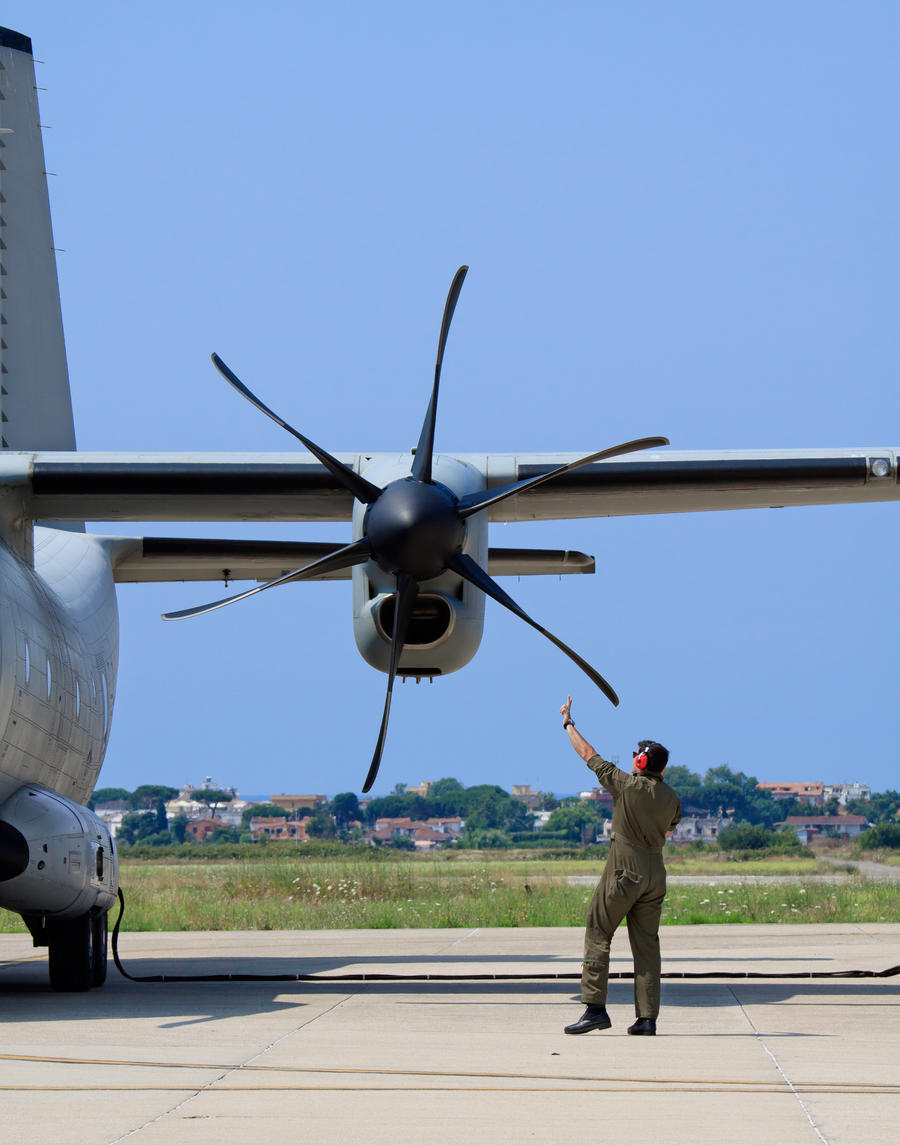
top-left (7, 2), bottom-right (899, 798)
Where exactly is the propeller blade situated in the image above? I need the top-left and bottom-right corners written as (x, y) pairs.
top-left (457, 436), bottom-right (669, 520)
top-left (362, 574), bottom-right (418, 793)
top-left (211, 353), bottom-right (383, 505)
top-left (161, 538), bottom-right (372, 621)
top-left (448, 552), bottom-right (619, 706)
top-left (411, 266), bottom-right (469, 484)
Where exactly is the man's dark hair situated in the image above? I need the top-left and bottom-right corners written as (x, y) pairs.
top-left (638, 740), bottom-right (669, 774)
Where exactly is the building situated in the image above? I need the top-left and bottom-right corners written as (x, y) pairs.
top-left (215, 800), bottom-right (250, 828)
top-left (779, 815), bottom-right (868, 845)
top-left (406, 781), bottom-right (434, 799)
top-left (510, 785), bottom-right (542, 810)
top-left (372, 816), bottom-right (461, 849)
top-left (249, 816), bottom-right (309, 842)
top-left (93, 800), bottom-right (130, 838)
top-left (270, 794), bottom-right (327, 815)
top-left (823, 782), bottom-right (871, 806)
top-left (165, 778), bottom-right (246, 827)
top-left (409, 825), bottom-right (453, 850)
top-left (425, 816), bottom-right (464, 836)
top-left (670, 814), bottom-right (733, 845)
top-left (757, 781), bottom-right (825, 806)
top-left (164, 796), bottom-right (243, 825)
top-left (185, 817), bottom-right (230, 842)
top-left (179, 778), bottom-right (238, 801)
top-left (579, 788), bottom-right (615, 813)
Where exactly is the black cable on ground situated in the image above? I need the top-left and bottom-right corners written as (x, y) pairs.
top-left (111, 888), bottom-right (900, 984)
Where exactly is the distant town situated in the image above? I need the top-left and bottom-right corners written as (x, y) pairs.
top-left (90, 769), bottom-right (899, 851)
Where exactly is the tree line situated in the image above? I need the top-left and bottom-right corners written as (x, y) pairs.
top-left (92, 770), bottom-right (900, 850)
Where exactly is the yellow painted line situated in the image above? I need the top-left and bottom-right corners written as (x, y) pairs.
top-left (0, 1085), bottom-right (897, 1095)
top-left (0, 1055), bottom-right (894, 1092)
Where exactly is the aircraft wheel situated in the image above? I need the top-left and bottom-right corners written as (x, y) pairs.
top-left (91, 911), bottom-right (109, 987)
top-left (48, 913), bottom-right (93, 992)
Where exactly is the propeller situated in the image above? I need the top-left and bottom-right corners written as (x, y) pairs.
top-left (164, 267), bottom-right (669, 792)
top-left (363, 573), bottom-right (418, 793)
top-left (162, 538), bottom-right (372, 621)
top-left (456, 436), bottom-right (669, 519)
top-left (412, 265), bottom-right (468, 485)
top-left (448, 553), bottom-right (620, 706)
top-left (210, 353), bottom-right (382, 506)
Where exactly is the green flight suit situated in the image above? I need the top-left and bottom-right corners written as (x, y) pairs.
top-left (581, 755), bottom-right (682, 1019)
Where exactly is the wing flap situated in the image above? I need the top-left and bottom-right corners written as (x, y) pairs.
top-left (107, 537), bottom-right (595, 583)
top-left (110, 537), bottom-right (352, 583)
top-left (487, 548), bottom-right (595, 576)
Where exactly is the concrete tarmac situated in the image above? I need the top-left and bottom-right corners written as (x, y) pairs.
top-left (1, 923), bottom-right (898, 1145)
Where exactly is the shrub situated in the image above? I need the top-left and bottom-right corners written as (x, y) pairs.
top-left (717, 823), bottom-right (804, 854)
top-left (855, 823), bottom-right (900, 851)
top-left (460, 828), bottom-right (512, 849)
top-left (388, 836), bottom-right (416, 851)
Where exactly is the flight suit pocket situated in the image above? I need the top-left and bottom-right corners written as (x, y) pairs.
top-left (612, 868), bottom-right (640, 897)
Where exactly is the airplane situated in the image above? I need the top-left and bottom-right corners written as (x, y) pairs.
top-left (0, 24), bottom-right (897, 992)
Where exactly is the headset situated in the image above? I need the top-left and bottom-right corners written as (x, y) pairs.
top-left (633, 742), bottom-right (652, 771)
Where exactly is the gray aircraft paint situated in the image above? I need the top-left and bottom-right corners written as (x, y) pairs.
top-left (0, 32), bottom-right (118, 940)
top-left (0, 34), bottom-right (115, 814)
top-left (0, 33), bottom-right (75, 456)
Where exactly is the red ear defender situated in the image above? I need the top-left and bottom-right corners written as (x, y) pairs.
top-left (635, 752), bottom-right (648, 770)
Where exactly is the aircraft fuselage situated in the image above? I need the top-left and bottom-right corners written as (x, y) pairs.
top-left (0, 528), bottom-right (119, 806)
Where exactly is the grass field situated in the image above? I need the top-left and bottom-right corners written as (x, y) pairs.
top-left (2, 851), bottom-right (895, 933)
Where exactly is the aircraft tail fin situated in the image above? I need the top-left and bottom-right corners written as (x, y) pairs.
top-left (0, 28), bottom-right (76, 451)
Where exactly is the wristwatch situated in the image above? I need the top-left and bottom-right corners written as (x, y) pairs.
top-left (563, 719), bottom-right (575, 730)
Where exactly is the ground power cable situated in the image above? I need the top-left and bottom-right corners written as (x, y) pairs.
top-left (112, 889), bottom-right (900, 984)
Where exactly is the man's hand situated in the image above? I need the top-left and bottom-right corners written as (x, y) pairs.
top-left (560, 695), bottom-right (598, 762)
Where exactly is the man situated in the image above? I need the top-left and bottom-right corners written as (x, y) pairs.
top-left (560, 695), bottom-right (681, 1036)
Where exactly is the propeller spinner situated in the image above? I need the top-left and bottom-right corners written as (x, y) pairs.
top-left (163, 267), bottom-right (669, 791)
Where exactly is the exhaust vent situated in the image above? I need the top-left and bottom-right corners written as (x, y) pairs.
top-left (378, 592), bottom-right (453, 647)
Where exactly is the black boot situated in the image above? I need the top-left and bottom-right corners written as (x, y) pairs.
top-left (627, 1017), bottom-right (656, 1035)
top-left (564, 1005), bottom-right (611, 1034)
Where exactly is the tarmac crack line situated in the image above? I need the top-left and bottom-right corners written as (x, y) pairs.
top-left (102, 994), bottom-right (354, 1145)
top-left (728, 986), bottom-right (830, 1145)
top-left (439, 927), bottom-right (481, 952)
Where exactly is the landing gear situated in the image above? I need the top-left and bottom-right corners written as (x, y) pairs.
top-left (91, 909), bottom-right (108, 987)
top-left (47, 908), bottom-right (109, 992)
top-left (48, 913), bottom-right (91, 991)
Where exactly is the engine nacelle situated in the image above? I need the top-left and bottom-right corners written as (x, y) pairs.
top-left (0, 784), bottom-right (118, 921)
top-left (354, 579), bottom-right (486, 677)
top-left (352, 454), bottom-right (489, 678)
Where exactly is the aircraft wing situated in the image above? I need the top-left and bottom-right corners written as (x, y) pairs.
top-left (12, 447), bottom-right (898, 524)
top-left (495, 448), bottom-right (899, 520)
